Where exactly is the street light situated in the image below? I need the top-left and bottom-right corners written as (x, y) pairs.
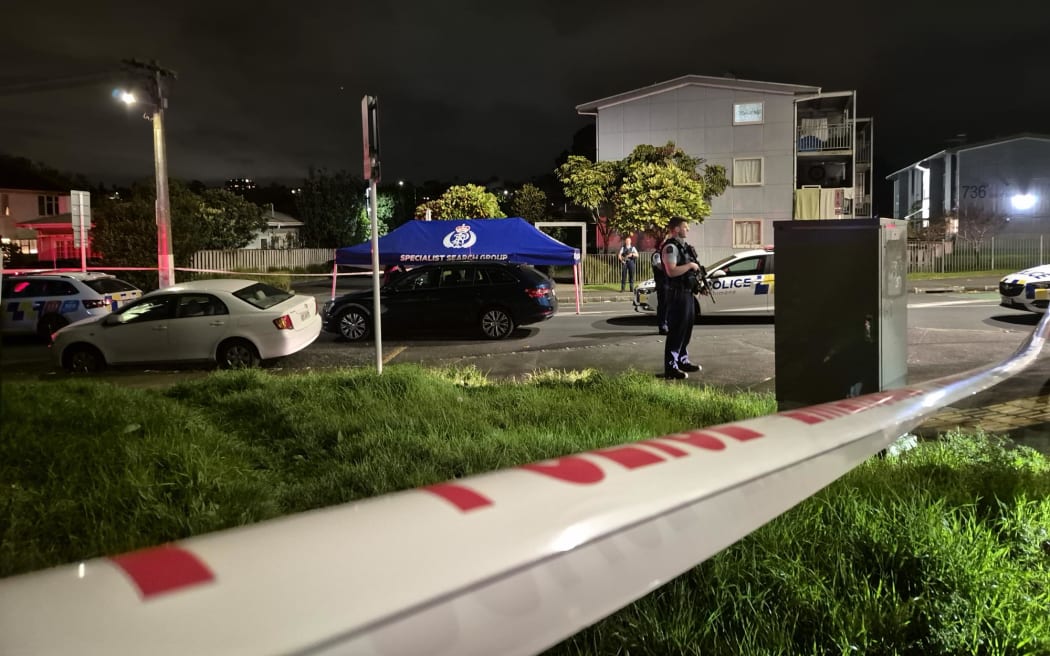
top-left (115, 59), bottom-right (177, 288)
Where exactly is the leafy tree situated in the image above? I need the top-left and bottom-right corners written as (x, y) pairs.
top-left (417, 184), bottom-right (506, 219)
top-left (557, 142), bottom-right (728, 247)
top-left (91, 181), bottom-right (268, 290)
top-left (194, 188), bottom-right (267, 250)
top-left (353, 191), bottom-right (393, 243)
top-left (556, 156), bottom-right (618, 250)
top-left (0, 153), bottom-right (93, 191)
top-left (296, 168), bottom-right (366, 247)
top-left (613, 163), bottom-right (710, 237)
top-left (509, 183), bottom-right (548, 223)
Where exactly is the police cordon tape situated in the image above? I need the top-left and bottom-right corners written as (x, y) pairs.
top-left (3, 312), bottom-right (1049, 656)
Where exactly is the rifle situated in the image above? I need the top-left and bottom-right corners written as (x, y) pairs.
top-left (684, 244), bottom-right (715, 304)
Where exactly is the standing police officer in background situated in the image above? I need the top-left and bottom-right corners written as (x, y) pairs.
top-left (660, 216), bottom-right (702, 379)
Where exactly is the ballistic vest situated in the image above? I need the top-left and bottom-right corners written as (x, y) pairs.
top-left (661, 237), bottom-right (695, 289)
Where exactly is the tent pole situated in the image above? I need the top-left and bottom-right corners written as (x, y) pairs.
top-left (330, 252), bottom-right (337, 300)
top-left (573, 262), bottom-right (581, 315)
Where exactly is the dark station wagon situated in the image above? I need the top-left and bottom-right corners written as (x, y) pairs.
top-left (322, 261), bottom-right (558, 341)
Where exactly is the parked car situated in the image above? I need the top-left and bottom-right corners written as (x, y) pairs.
top-left (51, 279), bottom-right (322, 372)
top-left (999, 264), bottom-right (1050, 314)
top-left (322, 261), bottom-right (558, 341)
top-left (633, 247), bottom-right (775, 320)
top-left (1, 272), bottom-right (142, 337)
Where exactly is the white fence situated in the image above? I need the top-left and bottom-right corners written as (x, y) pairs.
top-left (189, 248), bottom-right (333, 272)
top-left (907, 235), bottom-right (1050, 274)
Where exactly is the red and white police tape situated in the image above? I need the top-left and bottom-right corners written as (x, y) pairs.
top-left (3, 312), bottom-right (1049, 655)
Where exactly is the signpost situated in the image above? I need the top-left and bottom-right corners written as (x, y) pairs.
top-left (361, 95), bottom-right (383, 374)
top-left (70, 190), bottom-right (91, 272)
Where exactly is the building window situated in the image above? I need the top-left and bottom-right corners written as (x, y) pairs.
top-left (1, 193), bottom-right (9, 216)
top-left (733, 101), bottom-right (764, 125)
top-left (733, 220), bottom-right (762, 248)
top-left (38, 195), bottom-right (59, 216)
top-left (733, 157), bottom-right (764, 186)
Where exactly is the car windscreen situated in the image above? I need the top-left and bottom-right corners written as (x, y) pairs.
top-left (706, 254), bottom-right (737, 270)
top-left (233, 282), bottom-right (294, 309)
top-left (83, 278), bottom-right (139, 294)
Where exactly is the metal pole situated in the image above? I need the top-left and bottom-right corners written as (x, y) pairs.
top-left (370, 181), bottom-right (382, 374)
top-left (152, 93), bottom-right (174, 288)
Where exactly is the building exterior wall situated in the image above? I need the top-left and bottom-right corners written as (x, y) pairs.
top-left (1, 189), bottom-right (70, 255)
top-left (596, 86), bottom-right (796, 252)
top-left (957, 138), bottom-right (1050, 230)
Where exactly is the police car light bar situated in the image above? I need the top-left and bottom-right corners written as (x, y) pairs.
top-left (2, 311), bottom-right (1049, 656)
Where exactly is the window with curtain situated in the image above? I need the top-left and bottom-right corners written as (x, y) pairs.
top-left (733, 158), bottom-right (764, 186)
top-left (733, 220), bottom-right (762, 247)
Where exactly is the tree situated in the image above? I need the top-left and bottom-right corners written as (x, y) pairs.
top-left (352, 191), bottom-right (393, 243)
top-left (958, 207), bottom-right (1009, 242)
top-left (417, 184), bottom-right (506, 219)
top-left (194, 188), bottom-right (267, 250)
top-left (509, 183), bottom-right (548, 223)
top-left (296, 168), bottom-right (366, 248)
top-left (612, 163), bottom-right (710, 237)
top-left (556, 156), bottom-right (618, 250)
top-left (556, 142), bottom-right (728, 250)
top-left (91, 180), bottom-right (268, 290)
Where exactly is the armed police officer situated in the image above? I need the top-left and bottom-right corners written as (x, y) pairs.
top-left (659, 216), bottom-right (703, 379)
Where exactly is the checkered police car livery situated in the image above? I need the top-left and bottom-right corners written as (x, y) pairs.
top-left (634, 247), bottom-right (774, 320)
top-left (1, 272), bottom-right (141, 337)
top-left (1000, 264), bottom-right (1050, 314)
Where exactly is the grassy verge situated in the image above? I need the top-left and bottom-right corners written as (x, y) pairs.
top-left (2, 367), bottom-right (1048, 653)
top-left (908, 269), bottom-right (1014, 281)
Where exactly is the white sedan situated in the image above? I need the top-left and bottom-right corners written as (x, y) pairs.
top-left (51, 279), bottom-right (322, 372)
top-left (999, 264), bottom-right (1050, 314)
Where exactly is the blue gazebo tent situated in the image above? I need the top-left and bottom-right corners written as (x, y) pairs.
top-left (334, 217), bottom-right (582, 312)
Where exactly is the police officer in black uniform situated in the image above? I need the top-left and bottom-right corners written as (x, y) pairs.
top-left (660, 216), bottom-right (702, 379)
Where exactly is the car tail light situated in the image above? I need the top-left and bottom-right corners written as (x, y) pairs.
top-left (524, 287), bottom-right (548, 298)
top-left (82, 299), bottom-right (108, 309)
top-left (273, 314), bottom-right (294, 330)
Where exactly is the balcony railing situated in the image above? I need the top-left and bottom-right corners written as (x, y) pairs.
top-left (797, 122), bottom-right (853, 152)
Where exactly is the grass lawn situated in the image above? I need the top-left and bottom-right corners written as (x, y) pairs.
top-left (2, 366), bottom-right (1048, 654)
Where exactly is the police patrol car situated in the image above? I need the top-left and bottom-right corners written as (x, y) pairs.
top-left (1, 272), bottom-right (142, 337)
top-left (634, 247), bottom-right (774, 319)
top-left (999, 264), bottom-right (1050, 314)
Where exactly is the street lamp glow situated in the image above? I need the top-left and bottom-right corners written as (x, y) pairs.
top-left (1011, 193), bottom-right (1036, 211)
top-left (119, 90), bottom-right (136, 105)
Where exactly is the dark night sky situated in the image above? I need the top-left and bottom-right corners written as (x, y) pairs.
top-left (3, 0), bottom-right (1050, 206)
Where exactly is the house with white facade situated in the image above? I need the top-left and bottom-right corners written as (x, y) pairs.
top-left (575, 74), bottom-right (873, 254)
top-left (245, 206), bottom-right (303, 249)
top-left (886, 133), bottom-right (1050, 234)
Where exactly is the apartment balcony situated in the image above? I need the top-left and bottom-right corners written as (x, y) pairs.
top-left (797, 122), bottom-right (854, 154)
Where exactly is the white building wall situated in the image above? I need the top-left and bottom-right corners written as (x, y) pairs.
top-left (595, 86), bottom-right (797, 252)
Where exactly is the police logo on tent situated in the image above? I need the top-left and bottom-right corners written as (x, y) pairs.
top-left (443, 224), bottom-right (477, 249)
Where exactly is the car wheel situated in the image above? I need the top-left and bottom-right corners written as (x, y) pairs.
top-left (217, 338), bottom-right (260, 369)
top-left (338, 308), bottom-right (372, 341)
top-left (38, 314), bottom-right (68, 339)
top-left (64, 344), bottom-right (105, 373)
top-left (480, 308), bottom-right (515, 339)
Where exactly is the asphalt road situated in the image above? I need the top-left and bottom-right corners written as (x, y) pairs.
top-left (0, 289), bottom-right (1040, 389)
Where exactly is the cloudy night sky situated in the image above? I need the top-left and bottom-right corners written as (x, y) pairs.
top-left (3, 0), bottom-right (1049, 204)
